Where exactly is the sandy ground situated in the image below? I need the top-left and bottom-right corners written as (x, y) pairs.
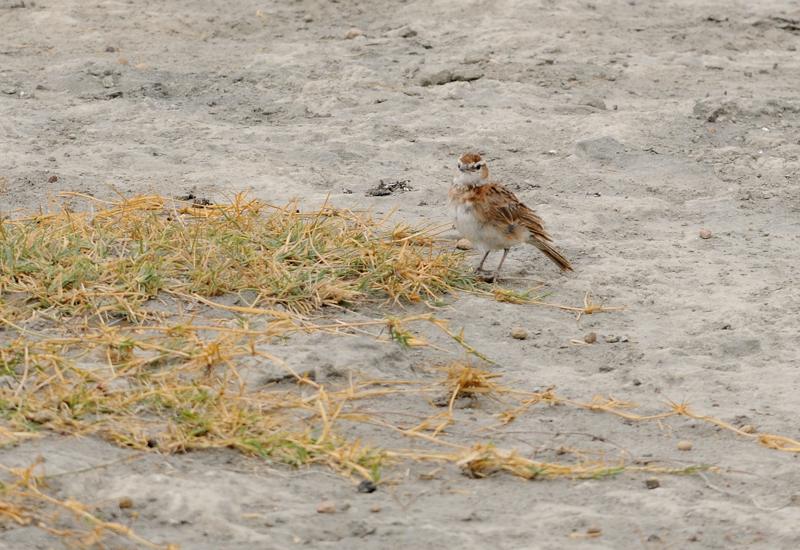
top-left (3, 0), bottom-right (800, 548)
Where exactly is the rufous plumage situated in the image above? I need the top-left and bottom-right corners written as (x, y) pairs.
top-left (449, 152), bottom-right (572, 281)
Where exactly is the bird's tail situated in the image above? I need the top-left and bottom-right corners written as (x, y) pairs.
top-left (529, 238), bottom-right (573, 271)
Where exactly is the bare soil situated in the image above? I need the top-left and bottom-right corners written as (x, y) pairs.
top-left (2, 0), bottom-right (800, 548)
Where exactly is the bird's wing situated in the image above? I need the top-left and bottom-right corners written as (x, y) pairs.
top-left (472, 183), bottom-right (553, 242)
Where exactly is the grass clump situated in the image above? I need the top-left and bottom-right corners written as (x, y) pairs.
top-left (0, 193), bottom-right (474, 322)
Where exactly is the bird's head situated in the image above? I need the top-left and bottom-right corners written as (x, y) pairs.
top-left (455, 153), bottom-right (489, 186)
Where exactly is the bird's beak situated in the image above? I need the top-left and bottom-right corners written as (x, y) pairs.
top-left (458, 165), bottom-right (467, 172)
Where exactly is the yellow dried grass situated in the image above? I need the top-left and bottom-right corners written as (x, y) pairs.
top-left (0, 460), bottom-right (176, 549)
top-left (2, 193), bottom-right (795, 548)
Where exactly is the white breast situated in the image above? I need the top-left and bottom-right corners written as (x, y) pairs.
top-left (453, 202), bottom-right (482, 243)
top-left (452, 202), bottom-right (510, 251)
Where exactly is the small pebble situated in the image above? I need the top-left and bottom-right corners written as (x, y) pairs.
top-left (102, 75), bottom-right (114, 88)
top-left (370, 506), bottom-right (381, 513)
top-left (47, 175), bottom-right (58, 183)
top-left (587, 526), bottom-right (602, 536)
top-left (584, 332), bottom-right (597, 344)
top-left (432, 394), bottom-right (450, 407)
top-left (316, 501), bottom-right (337, 514)
top-left (105, 46), bottom-right (116, 52)
top-left (118, 497), bottom-right (134, 509)
top-left (357, 480), bottom-right (377, 493)
top-left (581, 96), bottom-right (607, 110)
top-left (645, 478), bottom-right (660, 489)
top-left (345, 29), bottom-right (364, 39)
top-left (511, 327), bottom-right (529, 340)
top-left (604, 335), bottom-right (620, 343)
top-left (677, 440), bottom-right (693, 451)
top-left (699, 228), bottom-right (713, 239)
top-left (740, 424), bottom-right (756, 434)
top-left (455, 238), bottom-right (472, 250)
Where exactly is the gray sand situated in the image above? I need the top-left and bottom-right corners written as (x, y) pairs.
top-left (2, 0), bottom-right (800, 548)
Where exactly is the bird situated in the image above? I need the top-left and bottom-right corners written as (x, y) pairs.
top-left (448, 152), bottom-right (572, 281)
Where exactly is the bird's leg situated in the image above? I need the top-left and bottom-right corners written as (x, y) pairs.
top-left (475, 250), bottom-right (491, 272)
top-left (488, 248), bottom-right (509, 282)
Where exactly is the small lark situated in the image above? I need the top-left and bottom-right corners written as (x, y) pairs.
top-left (449, 152), bottom-right (572, 281)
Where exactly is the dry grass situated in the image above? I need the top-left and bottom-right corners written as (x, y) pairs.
top-left (0, 459), bottom-right (177, 549)
top-left (0, 193), bottom-right (477, 322)
top-left (0, 194), bottom-right (622, 546)
top-left (455, 444), bottom-right (709, 480)
top-left (0, 193), bottom-right (487, 546)
top-left (1, 193), bottom-right (791, 547)
top-left (573, 397), bottom-right (800, 454)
